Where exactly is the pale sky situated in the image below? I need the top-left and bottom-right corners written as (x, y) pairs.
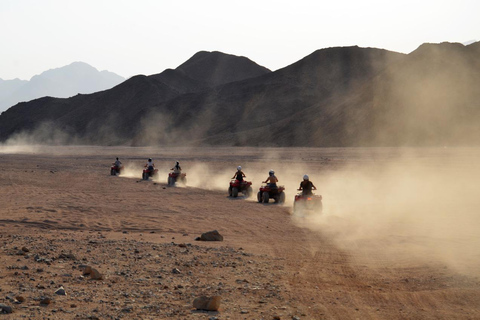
top-left (1, 0), bottom-right (478, 80)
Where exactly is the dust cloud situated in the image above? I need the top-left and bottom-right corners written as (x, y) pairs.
top-left (291, 149), bottom-right (480, 276)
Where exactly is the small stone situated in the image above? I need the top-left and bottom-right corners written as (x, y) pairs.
top-left (40, 297), bottom-right (51, 305)
top-left (83, 266), bottom-right (92, 275)
top-left (0, 303), bottom-right (13, 314)
top-left (199, 230), bottom-right (223, 241)
top-left (90, 268), bottom-right (103, 280)
top-left (21, 247), bottom-right (29, 253)
top-left (54, 286), bottom-right (66, 296)
top-left (193, 296), bottom-right (221, 311)
top-left (241, 309), bottom-right (249, 314)
top-left (172, 268), bottom-right (181, 274)
top-left (15, 296), bottom-right (25, 303)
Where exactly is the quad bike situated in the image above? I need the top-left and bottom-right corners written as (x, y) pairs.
top-left (142, 166), bottom-right (159, 180)
top-left (168, 171), bottom-right (187, 186)
top-left (110, 164), bottom-right (124, 176)
top-left (228, 179), bottom-right (253, 198)
top-left (257, 184), bottom-right (286, 204)
top-left (293, 193), bottom-right (323, 214)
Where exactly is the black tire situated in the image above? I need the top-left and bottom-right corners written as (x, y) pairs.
top-left (228, 186), bottom-right (232, 197)
top-left (262, 192), bottom-right (269, 203)
top-left (257, 191), bottom-right (262, 203)
top-left (142, 172), bottom-right (147, 180)
top-left (278, 192), bottom-right (286, 204)
top-left (111, 169), bottom-right (115, 176)
top-left (232, 187), bottom-right (238, 198)
top-left (168, 176), bottom-right (173, 186)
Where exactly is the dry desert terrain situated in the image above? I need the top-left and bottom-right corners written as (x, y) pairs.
top-left (0, 146), bottom-right (480, 319)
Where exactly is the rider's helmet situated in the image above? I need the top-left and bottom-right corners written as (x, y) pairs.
top-left (116, 157), bottom-right (119, 160)
top-left (269, 170), bottom-right (275, 176)
top-left (148, 158), bottom-right (152, 162)
top-left (303, 174), bottom-right (309, 180)
top-left (237, 166), bottom-right (242, 171)
top-left (176, 161), bottom-right (179, 165)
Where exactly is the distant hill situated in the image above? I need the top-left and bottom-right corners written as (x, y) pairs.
top-left (0, 43), bottom-right (479, 147)
top-left (0, 62), bottom-right (125, 112)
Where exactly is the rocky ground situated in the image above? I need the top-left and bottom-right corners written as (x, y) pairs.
top-left (1, 146), bottom-right (480, 319)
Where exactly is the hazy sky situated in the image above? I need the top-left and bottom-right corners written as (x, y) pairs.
top-left (1, 0), bottom-right (478, 80)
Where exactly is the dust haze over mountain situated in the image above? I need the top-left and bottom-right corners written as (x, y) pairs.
top-left (0, 62), bottom-right (125, 112)
top-left (0, 42), bottom-right (479, 148)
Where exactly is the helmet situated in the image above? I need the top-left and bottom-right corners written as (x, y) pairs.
top-left (148, 158), bottom-right (152, 162)
top-left (237, 166), bottom-right (242, 171)
top-left (116, 157), bottom-right (119, 160)
top-left (176, 161), bottom-right (179, 165)
top-left (303, 174), bottom-right (309, 180)
top-left (269, 170), bottom-right (274, 175)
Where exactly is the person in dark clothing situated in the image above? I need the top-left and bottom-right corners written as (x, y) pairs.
top-left (232, 166), bottom-right (246, 182)
top-left (298, 174), bottom-right (316, 196)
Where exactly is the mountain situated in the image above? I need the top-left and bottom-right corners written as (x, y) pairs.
top-left (0, 62), bottom-right (125, 112)
top-left (0, 43), bottom-right (479, 147)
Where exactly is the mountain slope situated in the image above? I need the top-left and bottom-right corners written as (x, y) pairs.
top-left (0, 43), bottom-right (479, 147)
top-left (0, 62), bottom-right (125, 112)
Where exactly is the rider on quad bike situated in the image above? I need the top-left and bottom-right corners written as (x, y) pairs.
top-left (231, 166), bottom-right (246, 182)
top-left (111, 157), bottom-right (124, 175)
top-left (171, 161), bottom-right (181, 173)
top-left (263, 170), bottom-right (278, 187)
top-left (142, 158), bottom-right (158, 180)
top-left (298, 174), bottom-right (317, 195)
top-left (228, 166), bottom-right (252, 198)
top-left (294, 174), bottom-right (322, 214)
top-left (168, 161), bottom-right (187, 186)
top-left (145, 158), bottom-right (155, 171)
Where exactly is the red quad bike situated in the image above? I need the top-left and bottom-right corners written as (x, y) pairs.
top-left (168, 172), bottom-right (187, 186)
top-left (293, 193), bottom-right (323, 214)
top-left (257, 184), bottom-right (286, 204)
top-left (110, 164), bottom-right (124, 176)
top-left (142, 167), bottom-right (159, 180)
top-left (228, 179), bottom-right (253, 198)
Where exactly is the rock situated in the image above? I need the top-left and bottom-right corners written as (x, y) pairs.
top-left (193, 296), bottom-right (221, 311)
top-left (0, 303), bottom-right (12, 314)
top-left (82, 266), bottom-right (103, 280)
top-left (199, 230), bottom-right (223, 241)
top-left (15, 296), bottom-right (25, 303)
top-left (172, 268), bottom-right (181, 274)
top-left (90, 268), bottom-right (104, 280)
top-left (58, 253), bottom-right (76, 260)
top-left (83, 266), bottom-right (92, 275)
top-left (241, 309), bottom-right (249, 314)
top-left (54, 286), bottom-right (66, 295)
top-left (40, 297), bottom-right (51, 305)
top-left (21, 247), bottom-right (29, 252)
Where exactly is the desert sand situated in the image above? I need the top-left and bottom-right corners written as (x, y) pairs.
top-left (1, 146), bottom-right (480, 319)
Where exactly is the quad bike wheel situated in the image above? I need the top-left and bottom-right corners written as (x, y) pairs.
top-left (142, 172), bottom-right (147, 180)
top-left (168, 176), bottom-right (174, 186)
top-left (257, 191), bottom-right (262, 203)
top-left (262, 192), bottom-right (269, 203)
top-left (111, 169), bottom-right (115, 176)
top-left (228, 186), bottom-right (232, 197)
top-left (232, 187), bottom-right (239, 198)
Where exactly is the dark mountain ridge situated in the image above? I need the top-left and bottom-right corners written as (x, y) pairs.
top-left (1, 43), bottom-right (479, 147)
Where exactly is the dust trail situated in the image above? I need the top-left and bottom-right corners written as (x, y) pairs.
top-left (291, 150), bottom-right (480, 276)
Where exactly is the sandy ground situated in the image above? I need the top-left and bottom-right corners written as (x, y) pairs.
top-left (1, 146), bottom-right (480, 319)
